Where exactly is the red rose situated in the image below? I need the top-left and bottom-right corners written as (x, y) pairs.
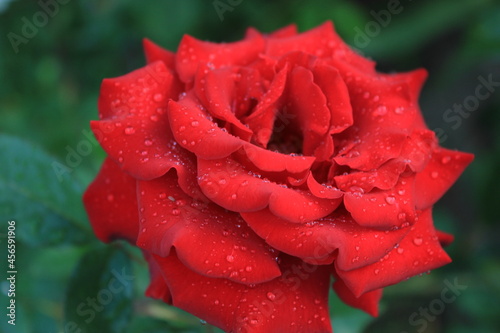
top-left (84, 22), bottom-right (473, 332)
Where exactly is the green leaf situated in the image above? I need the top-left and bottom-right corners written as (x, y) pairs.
top-left (0, 134), bottom-right (92, 246)
top-left (64, 245), bottom-right (134, 333)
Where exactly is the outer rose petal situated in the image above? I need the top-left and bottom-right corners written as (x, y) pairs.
top-left (197, 156), bottom-right (341, 222)
top-left (83, 158), bottom-right (139, 243)
top-left (241, 208), bottom-right (410, 270)
top-left (344, 176), bottom-right (416, 229)
top-left (153, 252), bottom-right (333, 333)
top-left (136, 171), bottom-right (281, 284)
top-left (94, 61), bottom-right (206, 198)
top-left (176, 33), bottom-right (265, 83)
top-left (143, 38), bottom-right (176, 70)
top-left (336, 209), bottom-right (452, 297)
top-left (143, 251), bottom-right (172, 304)
top-left (333, 274), bottom-right (382, 316)
top-left (415, 148), bottom-right (474, 209)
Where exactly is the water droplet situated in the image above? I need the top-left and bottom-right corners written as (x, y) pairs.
top-left (373, 105), bottom-right (387, 116)
top-left (413, 237), bottom-right (423, 246)
top-left (218, 178), bottom-right (227, 185)
top-left (153, 93), bottom-right (164, 102)
top-left (144, 139), bottom-right (153, 146)
top-left (124, 127), bottom-right (135, 135)
top-left (191, 120), bottom-right (199, 127)
top-left (397, 247), bottom-right (404, 254)
top-left (245, 266), bottom-right (253, 272)
top-left (374, 269), bottom-right (380, 275)
top-left (171, 209), bottom-right (180, 216)
top-left (226, 255), bottom-right (235, 263)
top-left (431, 171), bottom-right (439, 179)
top-left (106, 194), bottom-right (114, 202)
top-left (159, 192), bottom-right (166, 199)
top-left (266, 292), bottom-right (276, 301)
top-left (441, 156), bottom-right (451, 164)
top-left (385, 196), bottom-right (396, 205)
top-left (413, 260), bottom-right (420, 266)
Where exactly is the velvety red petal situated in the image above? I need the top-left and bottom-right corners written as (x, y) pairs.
top-left (334, 159), bottom-right (406, 193)
top-left (333, 275), bottom-right (382, 316)
top-left (307, 173), bottom-right (344, 199)
top-left (344, 176), bottom-right (416, 229)
top-left (136, 171), bottom-right (281, 284)
top-left (334, 131), bottom-right (408, 171)
top-left (143, 39), bottom-right (176, 70)
top-left (266, 22), bottom-right (336, 59)
top-left (83, 158), bottom-right (139, 243)
top-left (287, 66), bottom-right (333, 159)
top-left (414, 148), bottom-right (474, 209)
top-left (197, 156), bottom-right (340, 222)
top-left (241, 144), bottom-right (315, 174)
top-left (244, 67), bottom-right (288, 147)
top-left (268, 24), bottom-right (298, 38)
top-left (176, 33), bottom-right (265, 83)
top-left (312, 64), bottom-right (353, 134)
top-left (436, 230), bottom-right (454, 247)
top-left (93, 62), bottom-right (207, 191)
top-left (143, 251), bottom-right (172, 304)
top-left (241, 208), bottom-right (410, 270)
top-left (153, 253), bottom-right (333, 333)
top-left (203, 67), bottom-right (254, 140)
top-left (167, 97), bottom-right (244, 159)
top-left (336, 209), bottom-right (452, 296)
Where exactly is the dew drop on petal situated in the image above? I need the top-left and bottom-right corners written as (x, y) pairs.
top-left (153, 93), bottom-right (164, 102)
top-left (441, 156), bottom-right (451, 164)
top-left (385, 196), bottom-right (396, 205)
top-left (226, 255), bottom-right (235, 263)
top-left (124, 126), bottom-right (135, 135)
top-left (413, 237), bottom-right (423, 246)
top-left (266, 292), bottom-right (276, 301)
top-left (431, 171), bottom-right (439, 179)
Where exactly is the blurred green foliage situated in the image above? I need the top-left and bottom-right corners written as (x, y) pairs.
top-left (0, 0), bottom-right (499, 332)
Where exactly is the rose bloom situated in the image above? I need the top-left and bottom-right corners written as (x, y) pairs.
top-left (84, 22), bottom-right (473, 332)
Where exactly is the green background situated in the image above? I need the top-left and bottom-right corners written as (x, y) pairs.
top-left (1, 0), bottom-right (499, 332)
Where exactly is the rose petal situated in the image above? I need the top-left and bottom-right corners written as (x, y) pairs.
top-left (334, 159), bottom-right (407, 193)
top-left (336, 209), bottom-right (452, 296)
top-left (136, 171), bottom-right (281, 284)
top-left (241, 208), bottom-right (410, 270)
top-left (266, 22), bottom-right (336, 59)
top-left (143, 38), bottom-right (176, 70)
top-left (143, 251), bottom-right (172, 304)
top-left (312, 64), bottom-right (353, 134)
top-left (244, 67), bottom-right (288, 147)
top-left (83, 158), bottom-right (139, 243)
top-left (176, 33), bottom-right (265, 83)
top-left (332, 274), bottom-right (382, 316)
top-left (198, 156), bottom-right (340, 222)
top-left (93, 62), bottom-right (207, 192)
top-left (414, 147), bottom-right (474, 209)
top-left (153, 252), bottom-right (333, 333)
top-left (436, 230), bottom-right (454, 247)
top-left (203, 67), bottom-right (254, 140)
top-left (287, 66), bottom-right (333, 159)
top-left (344, 176), bottom-right (416, 229)
top-left (168, 97), bottom-right (244, 159)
